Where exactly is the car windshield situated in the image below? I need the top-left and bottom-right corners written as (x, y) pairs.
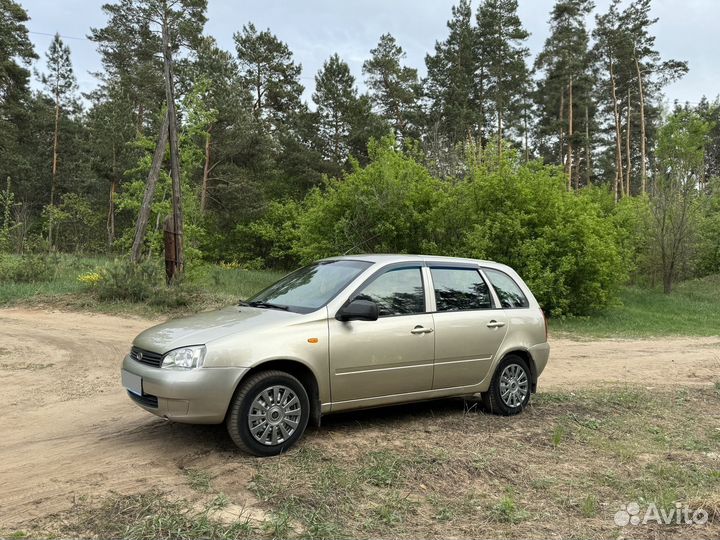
top-left (248, 260), bottom-right (372, 313)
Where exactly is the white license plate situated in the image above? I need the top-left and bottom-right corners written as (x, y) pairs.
top-left (122, 369), bottom-right (143, 396)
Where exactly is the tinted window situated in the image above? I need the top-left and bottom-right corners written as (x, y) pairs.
top-left (250, 260), bottom-right (372, 313)
top-left (430, 267), bottom-right (492, 311)
top-left (484, 268), bottom-right (529, 308)
top-left (353, 267), bottom-right (425, 317)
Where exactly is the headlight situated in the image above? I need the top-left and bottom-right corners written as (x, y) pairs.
top-left (161, 346), bottom-right (206, 369)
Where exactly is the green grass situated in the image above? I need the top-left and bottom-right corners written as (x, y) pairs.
top-left (0, 253), bottom-right (282, 316)
top-left (551, 275), bottom-right (720, 338)
top-left (0, 254), bottom-right (103, 304)
top-left (185, 468), bottom-right (213, 493)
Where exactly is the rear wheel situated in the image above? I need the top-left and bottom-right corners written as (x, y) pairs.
top-left (226, 370), bottom-right (310, 456)
top-left (482, 355), bottom-right (531, 415)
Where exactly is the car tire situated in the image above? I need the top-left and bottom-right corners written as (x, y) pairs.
top-left (482, 354), bottom-right (531, 416)
top-left (226, 370), bottom-right (310, 456)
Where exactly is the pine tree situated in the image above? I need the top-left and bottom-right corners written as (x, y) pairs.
top-left (425, 0), bottom-right (479, 145)
top-left (234, 23), bottom-right (304, 130)
top-left (623, 0), bottom-right (687, 194)
top-left (594, 0), bottom-right (687, 199)
top-left (593, 0), bottom-right (629, 200)
top-left (39, 34), bottom-right (78, 248)
top-left (0, 0), bottom-right (37, 208)
top-left (534, 0), bottom-right (595, 188)
top-left (476, 0), bottom-right (531, 155)
top-left (90, 0), bottom-right (165, 132)
top-left (313, 53), bottom-right (359, 165)
top-left (362, 33), bottom-right (422, 143)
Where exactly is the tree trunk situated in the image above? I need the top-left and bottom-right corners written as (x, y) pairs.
top-left (634, 52), bottom-right (647, 194)
top-left (107, 143), bottom-right (117, 249)
top-left (523, 102), bottom-right (529, 163)
top-left (585, 105), bottom-right (591, 187)
top-left (609, 56), bottom-right (623, 202)
top-left (567, 77), bottom-right (573, 191)
top-left (163, 215), bottom-right (176, 285)
top-left (625, 89), bottom-right (632, 196)
top-left (162, 15), bottom-right (184, 282)
top-left (558, 87), bottom-right (564, 166)
top-left (200, 128), bottom-right (212, 213)
top-left (49, 98), bottom-right (60, 249)
top-left (107, 180), bottom-right (115, 249)
top-left (130, 110), bottom-right (169, 263)
top-left (497, 103), bottom-right (503, 159)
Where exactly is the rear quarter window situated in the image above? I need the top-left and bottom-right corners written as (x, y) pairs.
top-left (484, 268), bottom-right (529, 309)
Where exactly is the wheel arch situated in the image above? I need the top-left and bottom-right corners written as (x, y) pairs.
top-left (500, 348), bottom-right (538, 393)
top-left (227, 359), bottom-right (322, 427)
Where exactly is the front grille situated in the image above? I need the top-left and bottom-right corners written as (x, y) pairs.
top-left (130, 346), bottom-right (164, 368)
top-left (128, 390), bottom-right (159, 408)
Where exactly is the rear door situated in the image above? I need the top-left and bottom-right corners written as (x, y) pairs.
top-left (429, 265), bottom-right (508, 389)
top-left (329, 265), bottom-right (435, 403)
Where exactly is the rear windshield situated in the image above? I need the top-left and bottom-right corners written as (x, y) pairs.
top-left (249, 260), bottom-right (372, 313)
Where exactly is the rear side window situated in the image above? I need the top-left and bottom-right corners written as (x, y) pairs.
top-left (430, 267), bottom-right (492, 311)
top-left (484, 268), bottom-right (529, 309)
top-left (353, 267), bottom-right (425, 317)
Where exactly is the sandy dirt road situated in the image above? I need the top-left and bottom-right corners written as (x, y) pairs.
top-left (0, 307), bottom-right (718, 531)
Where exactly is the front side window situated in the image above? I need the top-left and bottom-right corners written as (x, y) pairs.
top-left (430, 267), bottom-right (492, 311)
top-left (250, 260), bottom-right (372, 313)
top-left (353, 267), bottom-right (425, 317)
top-left (484, 268), bottom-right (529, 308)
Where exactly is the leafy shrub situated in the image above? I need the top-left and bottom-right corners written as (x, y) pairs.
top-left (260, 137), bottom-right (633, 316)
top-left (94, 258), bottom-right (159, 302)
top-left (0, 253), bottom-right (57, 283)
top-left (292, 137), bottom-right (450, 261)
top-left (449, 158), bottom-right (628, 316)
top-left (696, 179), bottom-right (720, 276)
top-left (235, 199), bottom-right (302, 268)
top-left (92, 258), bottom-right (195, 307)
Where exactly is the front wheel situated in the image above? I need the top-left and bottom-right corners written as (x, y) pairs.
top-left (226, 370), bottom-right (310, 456)
top-left (482, 355), bottom-right (531, 416)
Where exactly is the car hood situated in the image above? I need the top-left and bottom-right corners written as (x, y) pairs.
top-left (132, 305), bottom-right (300, 353)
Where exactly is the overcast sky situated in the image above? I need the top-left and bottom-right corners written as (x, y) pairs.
top-left (22, 0), bottom-right (716, 107)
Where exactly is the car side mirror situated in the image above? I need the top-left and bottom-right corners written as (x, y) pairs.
top-left (336, 299), bottom-right (379, 322)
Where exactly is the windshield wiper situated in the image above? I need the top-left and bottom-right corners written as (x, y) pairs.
top-left (238, 300), bottom-right (251, 306)
top-left (248, 301), bottom-right (289, 311)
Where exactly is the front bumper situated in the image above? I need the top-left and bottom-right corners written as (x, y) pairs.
top-left (121, 355), bottom-right (248, 424)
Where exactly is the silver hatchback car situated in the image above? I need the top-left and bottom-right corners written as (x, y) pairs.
top-left (122, 255), bottom-right (549, 456)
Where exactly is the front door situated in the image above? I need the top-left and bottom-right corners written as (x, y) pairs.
top-left (329, 265), bottom-right (434, 403)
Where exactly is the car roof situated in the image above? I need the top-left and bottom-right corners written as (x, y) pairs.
top-left (320, 253), bottom-right (509, 269)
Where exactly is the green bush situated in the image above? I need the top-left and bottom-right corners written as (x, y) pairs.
top-left (0, 253), bottom-right (57, 283)
top-left (292, 137), bottom-right (450, 261)
top-left (697, 179), bottom-right (720, 276)
top-left (93, 258), bottom-right (194, 307)
top-left (448, 158), bottom-right (628, 316)
top-left (257, 137), bottom-right (633, 316)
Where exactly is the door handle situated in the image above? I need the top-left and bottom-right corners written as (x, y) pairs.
top-left (411, 325), bottom-right (434, 334)
top-left (486, 320), bottom-right (506, 328)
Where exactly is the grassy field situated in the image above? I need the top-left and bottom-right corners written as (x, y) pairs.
top-left (23, 386), bottom-right (720, 539)
top-left (550, 275), bottom-right (720, 338)
top-left (0, 254), bottom-right (282, 317)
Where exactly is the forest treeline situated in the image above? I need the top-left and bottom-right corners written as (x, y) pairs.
top-left (0, 0), bottom-right (719, 314)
